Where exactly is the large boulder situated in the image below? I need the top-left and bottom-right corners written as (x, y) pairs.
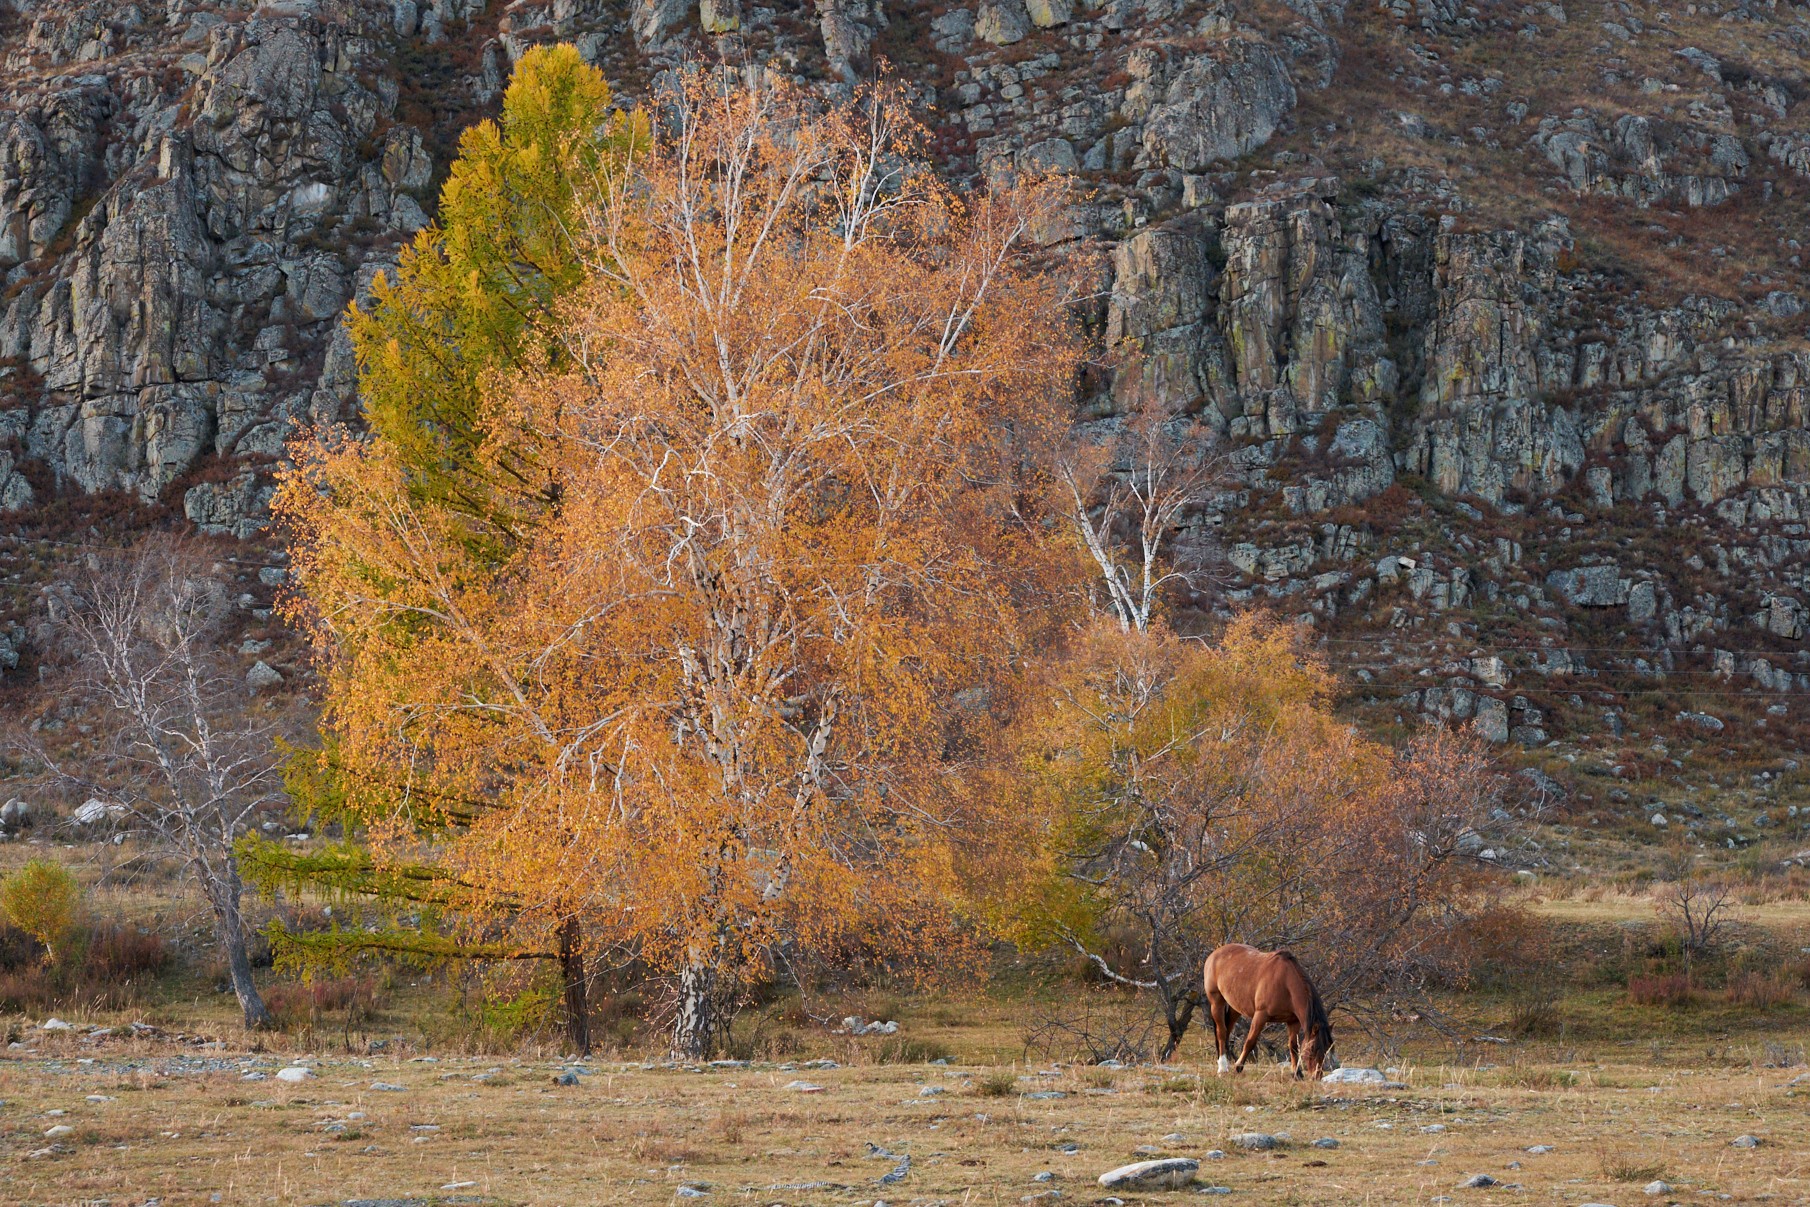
top-left (1141, 40), bottom-right (1297, 172)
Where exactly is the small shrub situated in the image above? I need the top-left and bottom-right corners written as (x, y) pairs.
top-left (1627, 973), bottom-right (1693, 1007)
top-left (264, 975), bottom-right (385, 1031)
top-left (84, 925), bottom-right (169, 981)
top-left (1597, 1146), bottom-right (1667, 1182)
top-left (1504, 997), bottom-right (1563, 1038)
top-left (1725, 972), bottom-right (1795, 1009)
top-left (975, 1070), bottom-right (1019, 1097)
top-left (0, 859), bottom-right (85, 966)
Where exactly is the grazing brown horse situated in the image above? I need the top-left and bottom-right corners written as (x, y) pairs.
top-left (1203, 943), bottom-right (1335, 1079)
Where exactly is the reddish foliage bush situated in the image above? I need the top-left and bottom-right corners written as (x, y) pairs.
top-left (1627, 972), bottom-right (1693, 1007)
top-left (84, 924), bottom-right (169, 982)
top-left (263, 975), bottom-right (383, 1030)
top-left (1724, 972), bottom-right (1795, 1009)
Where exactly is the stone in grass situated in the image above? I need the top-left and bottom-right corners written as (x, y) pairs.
top-left (676, 1186), bottom-right (710, 1198)
top-left (1459, 1174), bottom-right (1498, 1188)
top-left (1320, 1066), bottom-right (1387, 1085)
top-left (40, 1018), bottom-right (75, 1032)
top-left (275, 1067), bottom-right (313, 1083)
top-left (44, 1125), bottom-right (74, 1139)
top-left (370, 1081), bottom-right (406, 1092)
top-left (1098, 1158), bottom-right (1199, 1190)
top-left (1526, 1145), bottom-right (1555, 1154)
top-left (1312, 1138), bottom-right (1339, 1149)
top-left (553, 1070), bottom-right (580, 1086)
top-left (1644, 1182), bottom-right (1672, 1195)
top-left (782, 1080), bottom-right (825, 1092)
top-left (1200, 1190), bottom-right (1232, 1197)
top-left (1731, 1135), bottom-right (1761, 1148)
top-left (1231, 1132), bottom-right (1278, 1151)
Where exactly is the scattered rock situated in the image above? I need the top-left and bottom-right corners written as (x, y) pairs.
top-left (1730, 1134), bottom-right (1761, 1148)
top-left (369, 1081), bottom-right (405, 1092)
top-left (782, 1080), bottom-right (825, 1092)
top-left (247, 661), bottom-right (285, 692)
top-left (1097, 1158), bottom-right (1199, 1190)
top-left (1643, 1182), bottom-right (1672, 1195)
top-left (43, 1124), bottom-right (74, 1138)
top-left (1231, 1132), bottom-right (1278, 1151)
top-left (275, 1067), bottom-right (313, 1083)
top-left (1312, 1138), bottom-right (1339, 1149)
top-left (40, 1018), bottom-right (75, 1032)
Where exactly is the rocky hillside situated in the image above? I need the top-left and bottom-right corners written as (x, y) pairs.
top-left (4, 0), bottom-right (1810, 858)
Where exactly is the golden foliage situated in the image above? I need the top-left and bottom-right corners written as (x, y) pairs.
top-left (279, 74), bottom-right (1083, 1050)
top-left (1011, 615), bottom-right (1502, 1012)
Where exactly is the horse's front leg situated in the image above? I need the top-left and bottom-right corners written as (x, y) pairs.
top-left (1287, 1021), bottom-right (1302, 1079)
top-left (1232, 1010), bottom-right (1268, 1073)
top-left (1209, 995), bottom-right (1233, 1075)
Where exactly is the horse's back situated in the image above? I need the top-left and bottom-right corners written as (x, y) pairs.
top-left (1204, 943), bottom-right (1308, 1013)
top-left (1203, 943), bottom-right (1266, 1001)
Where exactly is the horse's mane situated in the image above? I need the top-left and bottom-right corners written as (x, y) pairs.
top-left (1276, 951), bottom-right (1334, 1049)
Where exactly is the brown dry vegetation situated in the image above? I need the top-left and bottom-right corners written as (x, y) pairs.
top-left (0, 858), bottom-right (1806, 1203)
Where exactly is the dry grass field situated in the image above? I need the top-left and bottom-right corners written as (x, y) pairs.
top-left (4, 858), bottom-right (1808, 1206)
top-left (4, 988), bottom-right (1807, 1207)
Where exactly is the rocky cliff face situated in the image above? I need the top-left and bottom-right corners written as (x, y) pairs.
top-left (7, 0), bottom-right (1810, 835)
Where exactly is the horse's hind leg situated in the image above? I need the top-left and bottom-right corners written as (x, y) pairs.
top-left (1232, 1010), bottom-right (1268, 1073)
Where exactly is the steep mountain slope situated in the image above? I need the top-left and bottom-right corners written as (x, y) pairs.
top-left (4, 0), bottom-right (1810, 858)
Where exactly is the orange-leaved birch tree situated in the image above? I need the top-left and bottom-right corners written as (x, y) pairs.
top-left (277, 74), bottom-right (1083, 1056)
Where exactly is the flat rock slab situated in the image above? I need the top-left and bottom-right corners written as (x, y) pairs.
top-left (1098, 1158), bottom-right (1199, 1190)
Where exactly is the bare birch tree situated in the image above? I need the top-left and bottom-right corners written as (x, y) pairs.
top-left (1061, 400), bottom-right (1230, 632)
top-left (39, 539), bottom-right (284, 1029)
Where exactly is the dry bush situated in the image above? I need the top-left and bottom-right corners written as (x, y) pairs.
top-left (1597, 1145), bottom-right (1668, 1183)
top-left (263, 975), bottom-right (385, 1031)
top-left (1021, 993), bottom-right (1162, 1065)
top-left (1724, 972), bottom-right (1795, 1009)
top-left (974, 1070), bottom-right (1019, 1097)
top-left (1627, 972), bottom-right (1694, 1008)
top-left (83, 924), bottom-right (169, 982)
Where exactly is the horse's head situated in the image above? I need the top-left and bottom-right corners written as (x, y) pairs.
top-left (1300, 1024), bottom-right (1336, 1080)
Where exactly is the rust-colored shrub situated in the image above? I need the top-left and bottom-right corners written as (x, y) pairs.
top-left (1627, 972), bottom-right (1693, 1007)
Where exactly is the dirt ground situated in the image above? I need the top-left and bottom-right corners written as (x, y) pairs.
top-left (4, 1012), bottom-right (1808, 1207)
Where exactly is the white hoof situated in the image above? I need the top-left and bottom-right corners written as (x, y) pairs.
top-left (1216, 1055), bottom-right (1230, 1075)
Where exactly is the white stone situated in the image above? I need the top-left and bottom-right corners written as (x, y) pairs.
top-left (275, 1067), bottom-right (313, 1083)
top-left (1321, 1066), bottom-right (1388, 1084)
top-left (1097, 1158), bottom-right (1198, 1190)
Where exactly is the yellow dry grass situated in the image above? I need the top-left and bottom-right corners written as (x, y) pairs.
top-left (3, 1012), bottom-right (1807, 1205)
